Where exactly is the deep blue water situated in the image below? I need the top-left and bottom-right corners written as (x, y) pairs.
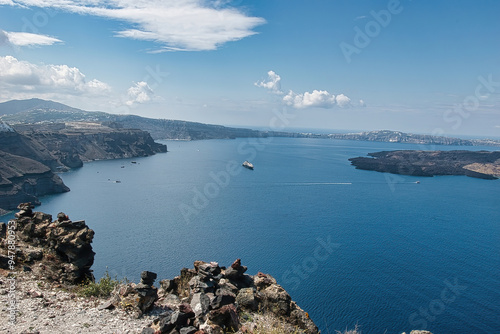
top-left (4, 138), bottom-right (500, 333)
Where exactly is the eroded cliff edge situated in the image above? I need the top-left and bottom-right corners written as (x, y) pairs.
top-left (0, 122), bottom-right (167, 214)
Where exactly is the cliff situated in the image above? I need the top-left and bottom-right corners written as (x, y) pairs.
top-left (0, 123), bottom-right (166, 213)
top-left (13, 122), bottom-right (167, 165)
top-left (0, 151), bottom-right (69, 214)
top-left (349, 150), bottom-right (500, 179)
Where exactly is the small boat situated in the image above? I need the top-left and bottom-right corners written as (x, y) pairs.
top-left (242, 161), bottom-right (254, 170)
top-left (131, 161), bottom-right (137, 164)
top-left (416, 181), bottom-right (420, 184)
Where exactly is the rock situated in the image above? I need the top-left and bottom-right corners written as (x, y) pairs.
top-left (98, 298), bottom-right (117, 310)
top-left (16, 202), bottom-right (35, 218)
top-left (160, 293), bottom-right (181, 310)
top-left (211, 289), bottom-right (236, 310)
top-left (0, 222), bottom-right (6, 239)
top-left (180, 326), bottom-right (198, 334)
top-left (7, 208), bottom-right (95, 284)
top-left (254, 272), bottom-right (276, 290)
top-left (159, 313), bottom-right (176, 333)
top-left (56, 212), bottom-right (69, 223)
top-left (25, 249), bottom-right (43, 262)
top-left (170, 310), bottom-right (190, 328)
top-left (160, 278), bottom-right (177, 292)
top-left (190, 292), bottom-right (210, 317)
top-left (189, 276), bottom-right (215, 294)
top-left (224, 258), bottom-right (247, 280)
top-left (141, 271), bottom-right (157, 286)
top-left (289, 301), bottom-right (320, 333)
top-left (236, 288), bottom-right (257, 311)
top-left (259, 284), bottom-right (292, 316)
top-left (178, 303), bottom-right (195, 316)
top-left (208, 304), bottom-right (239, 331)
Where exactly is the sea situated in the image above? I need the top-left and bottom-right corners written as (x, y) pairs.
top-left (3, 137), bottom-right (499, 334)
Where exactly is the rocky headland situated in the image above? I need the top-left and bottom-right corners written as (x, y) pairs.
top-left (349, 150), bottom-right (500, 179)
top-left (1, 205), bottom-right (434, 334)
top-left (0, 122), bottom-right (166, 214)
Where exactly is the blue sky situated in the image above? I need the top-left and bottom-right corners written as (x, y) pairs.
top-left (0, 0), bottom-right (499, 136)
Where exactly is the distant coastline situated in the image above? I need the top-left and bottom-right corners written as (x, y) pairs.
top-left (1, 98), bottom-right (500, 146)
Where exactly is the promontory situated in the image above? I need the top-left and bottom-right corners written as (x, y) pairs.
top-left (349, 150), bottom-right (500, 179)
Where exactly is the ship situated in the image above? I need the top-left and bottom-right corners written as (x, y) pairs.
top-left (242, 161), bottom-right (254, 170)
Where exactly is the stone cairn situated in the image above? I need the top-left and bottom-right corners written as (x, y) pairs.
top-left (99, 271), bottom-right (159, 318)
top-left (134, 258), bottom-right (318, 334)
top-left (0, 203), bottom-right (95, 284)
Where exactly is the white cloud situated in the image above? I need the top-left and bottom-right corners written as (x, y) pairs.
top-left (284, 90), bottom-right (338, 109)
top-left (359, 99), bottom-right (366, 107)
top-left (335, 94), bottom-right (351, 107)
top-left (1, 0), bottom-right (265, 52)
top-left (254, 70), bottom-right (282, 94)
top-left (257, 70), bottom-right (355, 109)
top-left (0, 55), bottom-right (110, 95)
top-left (126, 81), bottom-right (154, 106)
top-left (0, 30), bottom-right (62, 46)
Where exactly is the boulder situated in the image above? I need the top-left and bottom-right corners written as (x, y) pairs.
top-left (236, 288), bottom-right (257, 311)
top-left (208, 304), bottom-right (239, 331)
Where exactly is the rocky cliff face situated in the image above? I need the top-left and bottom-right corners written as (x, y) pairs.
top-left (0, 123), bottom-right (166, 213)
top-left (0, 151), bottom-right (69, 213)
top-left (13, 122), bottom-right (167, 164)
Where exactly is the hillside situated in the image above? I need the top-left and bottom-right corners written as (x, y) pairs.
top-left (0, 123), bottom-right (166, 214)
top-left (2, 99), bottom-right (500, 146)
top-left (0, 99), bottom-right (264, 141)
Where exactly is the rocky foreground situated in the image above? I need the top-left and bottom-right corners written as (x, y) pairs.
top-left (0, 204), bottom-right (318, 333)
top-left (1, 204), bottom-right (434, 334)
top-left (349, 150), bottom-right (500, 179)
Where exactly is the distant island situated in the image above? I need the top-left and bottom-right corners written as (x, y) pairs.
top-left (349, 150), bottom-right (500, 179)
top-left (1, 98), bottom-right (500, 146)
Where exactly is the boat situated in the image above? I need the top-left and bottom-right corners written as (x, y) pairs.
top-left (242, 161), bottom-right (254, 170)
